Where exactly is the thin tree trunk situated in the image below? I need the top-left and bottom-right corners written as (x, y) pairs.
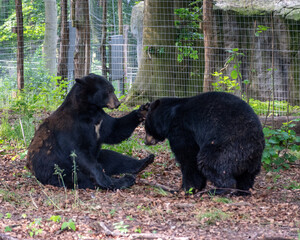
top-left (202, 0), bottom-right (214, 92)
top-left (74, 0), bottom-right (90, 79)
top-left (118, 0), bottom-right (123, 35)
top-left (100, 0), bottom-right (108, 78)
top-left (57, 0), bottom-right (69, 81)
top-left (15, 0), bottom-right (24, 90)
top-left (44, 0), bottom-right (58, 76)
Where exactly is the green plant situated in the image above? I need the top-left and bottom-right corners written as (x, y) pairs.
top-left (186, 187), bottom-right (194, 195)
top-left (212, 48), bottom-right (245, 94)
top-left (5, 213), bottom-right (11, 219)
top-left (174, 2), bottom-right (203, 63)
top-left (153, 187), bottom-right (168, 196)
top-left (70, 151), bottom-right (78, 190)
top-left (211, 72), bottom-right (240, 93)
top-left (53, 164), bottom-right (66, 189)
top-left (126, 215), bottom-right (134, 221)
top-left (109, 209), bottom-right (117, 216)
top-left (255, 25), bottom-right (270, 37)
top-left (61, 219), bottom-right (76, 231)
top-left (197, 208), bottom-right (230, 225)
top-left (27, 218), bottom-right (43, 237)
top-left (284, 181), bottom-right (300, 190)
top-left (249, 99), bottom-right (300, 116)
top-left (113, 221), bottom-right (129, 234)
top-left (4, 226), bottom-right (12, 232)
top-left (48, 215), bottom-right (62, 223)
top-left (134, 227), bottom-right (142, 233)
top-left (212, 197), bottom-right (233, 204)
top-left (262, 119), bottom-right (300, 171)
top-left (140, 171), bottom-right (153, 179)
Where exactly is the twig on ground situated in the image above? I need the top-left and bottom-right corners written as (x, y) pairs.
top-left (138, 179), bottom-right (177, 193)
top-left (29, 191), bottom-right (38, 209)
top-left (99, 221), bottom-right (190, 240)
top-left (36, 180), bottom-right (62, 210)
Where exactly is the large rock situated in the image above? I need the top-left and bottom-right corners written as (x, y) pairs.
top-left (215, 0), bottom-right (300, 20)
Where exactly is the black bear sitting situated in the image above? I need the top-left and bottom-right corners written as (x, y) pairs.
top-left (27, 73), bottom-right (154, 190)
top-left (145, 92), bottom-right (265, 196)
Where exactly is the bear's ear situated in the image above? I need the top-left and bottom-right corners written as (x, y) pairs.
top-left (75, 78), bottom-right (87, 85)
top-left (150, 99), bottom-right (160, 111)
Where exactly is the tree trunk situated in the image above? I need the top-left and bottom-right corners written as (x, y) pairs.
top-left (44, 0), bottom-right (58, 76)
top-left (15, 0), bottom-right (24, 90)
top-left (118, 0), bottom-right (123, 35)
top-left (100, 0), bottom-right (108, 78)
top-left (57, 0), bottom-right (69, 81)
top-left (126, 0), bottom-right (192, 104)
top-left (202, 0), bottom-right (214, 92)
top-left (73, 0), bottom-right (90, 79)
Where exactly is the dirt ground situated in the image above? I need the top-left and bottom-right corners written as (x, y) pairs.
top-left (0, 122), bottom-right (299, 240)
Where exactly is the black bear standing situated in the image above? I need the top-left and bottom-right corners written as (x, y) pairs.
top-left (145, 92), bottom-right (265, 196)
top-left (27, 73), bottom-right (154, 190)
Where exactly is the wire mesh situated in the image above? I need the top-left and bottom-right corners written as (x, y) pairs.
top-left (0, 0), bottom-right (299, 116)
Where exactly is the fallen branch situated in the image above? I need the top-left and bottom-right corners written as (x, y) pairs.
top-left (138, 179), bottom-right (177, 193)
top-left (99, 221), bottom-right (190, 240)
top-left (0, 233), bottom-right (19, 240)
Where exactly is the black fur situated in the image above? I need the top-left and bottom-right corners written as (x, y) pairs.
top-left (145, 92), bottom-right (265, 195)
top-left (27, 73), bottom-right (154, 190)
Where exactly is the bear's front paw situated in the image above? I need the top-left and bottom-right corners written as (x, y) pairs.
top-left (137, 102), bottom-right (150, 121)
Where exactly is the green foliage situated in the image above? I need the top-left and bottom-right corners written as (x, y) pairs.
top-left (0, 74), bottom-right (69, 148)
top-left (0, 0), bottom-right (45, 45)
top-left (140, 171), bottom-right (153, 179)
top-left (113, 221), bottom-right (129, 234)
top-left (255, 25), bottom-right (270, 37)
top-left (186, 187), bottom-right (194, 195)
top-left (249, 98), bottom-right (300, 116)
top-left (61, 219), bottom-right (76, 231)
top-left (27, 218), bottom-right (43, 237)
top-left (48, 215), bottom-right (62, 223)
top-left (70, 151), bottom-right (78, 190)
top-left (197, 208), bottom-right (230, 225)
top-left (53, 164), bottom-right (66, 189)
top-left (4, 226), bottom-right (12, 232)
top-left (212, 48), bottom-right (245, 94)
top-left (211, 72), bottom-right (240, 93)
top-left (174, 2), bottom-right (203, 62)
top-left (284, 181), bottom-right (300, 190)
top-left (262, 119), bottom-right (300, 172)
top-left (212, 197), bottom-right (233, 204)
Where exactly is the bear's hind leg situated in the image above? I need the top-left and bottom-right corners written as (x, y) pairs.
top-left (98, 149), bottom-right (154, 176)
top-left (176, 152), bottom-right (207, 192)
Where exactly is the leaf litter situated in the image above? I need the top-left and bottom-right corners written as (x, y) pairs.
top-left (0, 113), bottom-right (299, 240)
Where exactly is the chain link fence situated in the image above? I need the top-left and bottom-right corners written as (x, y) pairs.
top-left (0, 0), bottom-right (299, 117)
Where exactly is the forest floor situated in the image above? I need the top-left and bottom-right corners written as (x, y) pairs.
top-left (0, 112), bottom-right (300, 240)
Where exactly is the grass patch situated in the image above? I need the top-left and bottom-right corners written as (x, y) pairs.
top-left (197, 208), bottom-right (231, 226)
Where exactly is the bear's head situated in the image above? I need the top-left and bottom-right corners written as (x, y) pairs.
top-left (144, 99), bottom-right (165, 145)
top-left (75, 73), bottom-right (120, 109)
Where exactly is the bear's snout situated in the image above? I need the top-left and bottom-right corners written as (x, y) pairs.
top-left (145, 134), bottom-right (159, 145)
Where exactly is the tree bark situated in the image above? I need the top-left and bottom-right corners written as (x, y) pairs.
top-left (44, 0), bottom-right (58, 76)
top-left (118, 0), bottom-right (123, 35)
top-left (100, 0), bottom-right (108, 78)
top-left (15, 0), bottom-right (24, 90)
top-left (202, 0), bottom-right (214, 92)
top-left (57, 0), bottom-right (69, 81)
top-left (73, 0), bottom-right (90, 79)
top-left (126, 0), bottom-right (193, 104)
